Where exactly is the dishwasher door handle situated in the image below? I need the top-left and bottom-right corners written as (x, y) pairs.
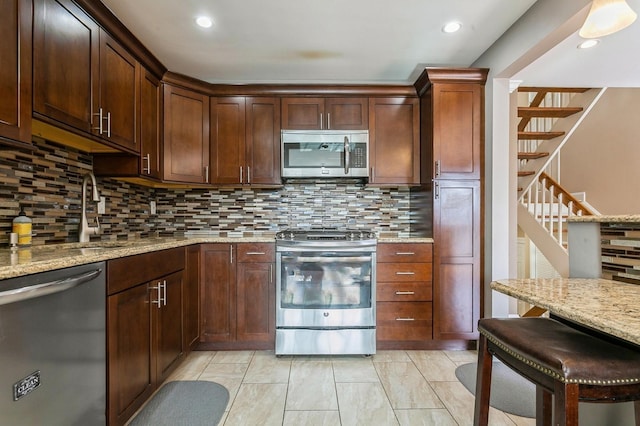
top-left (0, 268), bottom-right (103, 306)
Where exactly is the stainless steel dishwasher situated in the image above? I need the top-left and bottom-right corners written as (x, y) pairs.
top-left (0, 262), bottom-right (106, 425)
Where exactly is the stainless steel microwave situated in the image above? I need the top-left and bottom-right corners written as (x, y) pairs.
top-left (281, 130), bottom-right (369, 179)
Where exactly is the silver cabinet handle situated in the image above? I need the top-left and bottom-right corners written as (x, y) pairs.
top-left (149, 282), bottom-right (162, 309)
top-left (230, 245), bottom-right (233, 264)
top-left (395, 252), bottom-right (415, 256)
top-left (396, 271), bottom-right (416, 275)
top-left (344, 136), bottom-right (350, 174)
top-left (435, 160), bottom-right (440, 177)
top-left (247, 166), bottom-right (251, 184)
top-left (240, 166), bottom-right (243, 184)
top-left (142, 154), bottom-right (151, 174)
top-left (246, 252), bottom-right (266, 255)
top-left (327, 112), bottom-right (331, 129)
top-left (205, 166), bottom-right (209, 183)
top-left (162, 280), bottom-right (167, 306)
top-left (0, 268), bottom-right (102, 306)
top-left (269, 264), bottom-right (273, 284)
top-left (93, 108), bottom-right (104, 134)
top-left (434, 181), bottom-right (440, 199)
top-left (395, 291), bottom-right (415, 295)
top-left (106, 111), bottom-right (111, 138)
top-left (395, 318), bottom-right (415, 321)
top-left (370, 167), bottom-right (374, 183)
top-left (320, 113), bottom-right (323, 129)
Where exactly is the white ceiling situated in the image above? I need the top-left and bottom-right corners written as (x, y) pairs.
top-left (100, 0), bottom-right (538, 85)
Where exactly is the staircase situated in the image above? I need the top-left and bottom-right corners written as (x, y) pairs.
top-left (516, 87), bottom-right (605, 276)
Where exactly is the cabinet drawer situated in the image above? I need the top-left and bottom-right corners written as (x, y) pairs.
top-left (377, 302), bottom-right (432, 341)
top-left (236, 243), bottom-right (275, 263)
top-left (107, 247), bottom-right (185, 295)
top-left (377, 282), bottom-right (432, 302)
top-left (377, 243), bottom-right (432, 263)
top-left (377, 263), bottom-right (431, 282)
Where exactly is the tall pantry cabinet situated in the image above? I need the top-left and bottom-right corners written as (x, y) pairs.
top-left (415, 68), bottom-right (488, 341)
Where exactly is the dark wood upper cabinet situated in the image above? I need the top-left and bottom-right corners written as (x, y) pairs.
top-left (368, 97), bottom-right (420, 185)
top-left (163, 84), bottom-right (210, 184)
top-left (0, 0), bottom-right (32, 148)
top-left (139, 69), bottom-right (161, 179)
top-left (282, 97), bottom-right (368, 130)
top-left (210, 96), bottom-right (281, 186)
top-left (33, 0), bottom-right (99, 134)
top-left (99, 30), bottom-right (139, 151)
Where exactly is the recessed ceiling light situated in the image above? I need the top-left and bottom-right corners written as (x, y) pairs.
top-left (442, 22), bottom-right (462, 33)
top-left (196, 16), bottom-right (213, 28)
top-left (578, 39), bottom-right (600, 49)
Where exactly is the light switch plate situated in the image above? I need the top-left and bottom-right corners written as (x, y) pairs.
top-left (97, 196), bottom-right (106, 214)
top-left (150, 200), bottom-right (156, 215)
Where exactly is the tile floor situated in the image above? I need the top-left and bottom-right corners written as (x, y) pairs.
top-left (160, 350), bottom-right (536, 426)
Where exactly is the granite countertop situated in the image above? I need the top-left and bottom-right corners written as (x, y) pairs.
top-left (0, 233), bottom-right (433, 281)
top-left (491, 278), bottom-right (640, 346)
top-left (568, 214), bottom-right (640, 223)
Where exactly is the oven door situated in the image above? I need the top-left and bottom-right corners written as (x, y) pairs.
top-left (276, 250), bottom-right (376, 328)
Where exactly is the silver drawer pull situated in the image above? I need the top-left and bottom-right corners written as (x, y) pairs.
top-left (395, 318), bottom-right (415, 321)
top-left (396, 272), bottom-right (415, 275)
top-left (246, 252), bottom-right (266, 255)
top-left (395, 291), bottom-right (415, 295)
top-left (395, 252), bottom-right (415, 255)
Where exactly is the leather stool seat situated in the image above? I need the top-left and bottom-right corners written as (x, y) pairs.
top-left (473, 317), bottom-right (640, 426)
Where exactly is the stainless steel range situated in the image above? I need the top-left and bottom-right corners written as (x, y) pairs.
top-left (275, 228), bottom-right (376, 355)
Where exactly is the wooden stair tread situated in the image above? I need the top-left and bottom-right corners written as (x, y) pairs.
top-left (518, 106), bottom-right (583, 118)
top-left (518, 170), bottom-right (535, 177)
top-left (518, 87), bottom-right (590, 94)
top-left (518, 131), bottom-right (565, 140)
top-left (518, 152), bottom-right (549, 160)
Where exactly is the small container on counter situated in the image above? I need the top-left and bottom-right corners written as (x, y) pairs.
top-left (12, 208), bottom-right (32, 246)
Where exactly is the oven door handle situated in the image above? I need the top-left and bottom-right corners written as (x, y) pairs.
top-left (281, 256), bottom-right (372, 263)
top-left (0, 268), bottom-right (103, 306)
top-left (344, 136), bottom-right (350, 175)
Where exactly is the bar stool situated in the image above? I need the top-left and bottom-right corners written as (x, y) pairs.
top-left (473, 317), bottom-right (640, 426)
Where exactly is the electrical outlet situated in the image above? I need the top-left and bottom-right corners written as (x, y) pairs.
top-left (150, 200), bottom-right (156, 215)
top-left (97, 196), bottom-right (106, 214)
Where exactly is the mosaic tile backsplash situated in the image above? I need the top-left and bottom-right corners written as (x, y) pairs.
top-left (0, 139), bottom-right (422, 246)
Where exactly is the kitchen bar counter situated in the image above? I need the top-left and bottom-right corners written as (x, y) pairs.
top-left (0, 234), bottom-right (434, 280)
top-left (567, 214), bottom-right (640, 223)
top-left (491, 278), bottom-right (640, 346)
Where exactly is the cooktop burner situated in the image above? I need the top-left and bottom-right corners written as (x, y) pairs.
top-left (276, 228), bottom-right (376, 242)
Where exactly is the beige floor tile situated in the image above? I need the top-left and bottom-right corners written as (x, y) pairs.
top-left (336, 382), bottom-right (399, 426)
top-left (211, 350), bottom-right (254, 364)
top-left (200, 362), bottom-right (248, 379)
top-left (167, 351), bottom-right (215, 381)
top-left (224, 383), bottom-right (287, 426)
top-left (243, 351), bottom-right (291, 383)
top-left (283, 410), bottom-right (341, 426)
top-left (332, 359), bottom-right (379, 383)
top-left (408, 351), bottom-right (459, 382)
top-left (375, 362), bottom-right (444, 409)
top-left (372, 351), bottom-right (412, 363)
top-left (444, 349), bottom-right (478, 364)
top-left (394, 408), bottom-right (458, 426)
top-left (431, 381), bottom-right (516, 426)
top-left (286, 361), bottom-right (338, 410)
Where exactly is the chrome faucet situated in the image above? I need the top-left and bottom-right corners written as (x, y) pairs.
top-left (79, 172), bottom-right (101, 242)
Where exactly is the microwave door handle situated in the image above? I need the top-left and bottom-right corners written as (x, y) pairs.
top-left (344, 136), bottom-right (350, 174)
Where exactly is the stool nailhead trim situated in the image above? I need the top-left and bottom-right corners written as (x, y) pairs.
top-left (479, 328), bottom-right (640, 385)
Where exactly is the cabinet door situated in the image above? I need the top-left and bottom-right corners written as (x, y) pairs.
top-left (139, 69), bottom-right (161, 179)
top-left (325, 97), bottom-right (368, 130)
top-left (155, 270), bottom-right (184, 383)
top-left (246, 97), bottom-right (281, 185)
top-left (433, 180), bottom-right (481, 340)
top-left (184, 245), bottom-right (200, 351)
top-left (33, 0), bottom-right (99, 133)
top-left (432, 83), bottom-right (483, 180)
top-left (99, 30), bottom-right (138, 151)
top-left (369, 97), bottom-right (420, 185)
top-left (281, 97), bottom-right (324, 130)
top-left (210, 97), bottom-right (246, 184)
top-left (237, 262), bottom-right (275, 342)
top-left (200, 244), bottom-right (235, 342)
top-left (163, 84), bottom-right (210, 183)
top-left (107, 284), bottom-right (154, 425)
top-left (0, 0), bottom-right (32, 146)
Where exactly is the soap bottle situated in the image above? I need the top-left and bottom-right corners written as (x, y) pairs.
top-left (12, 208), bottom-right (32, 246)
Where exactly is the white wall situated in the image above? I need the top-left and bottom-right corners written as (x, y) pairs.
top-left (561, 88), bottom-right (640, 214)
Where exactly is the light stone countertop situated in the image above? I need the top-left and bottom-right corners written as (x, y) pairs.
top-left (0, 234), bottom-right (433, 281)
top-left (568, 214), bottom-right (640, 223)
top-left (491, 278), bottom-right (640, 347)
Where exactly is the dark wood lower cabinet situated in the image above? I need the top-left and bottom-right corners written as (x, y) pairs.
top-left (107, 248), bottom-right (185, 426)
top-left (199, 243), bottom-right (275, 350)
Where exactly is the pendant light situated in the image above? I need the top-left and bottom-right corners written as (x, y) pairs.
top-left (579, 0), bottom-right (637, 38)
